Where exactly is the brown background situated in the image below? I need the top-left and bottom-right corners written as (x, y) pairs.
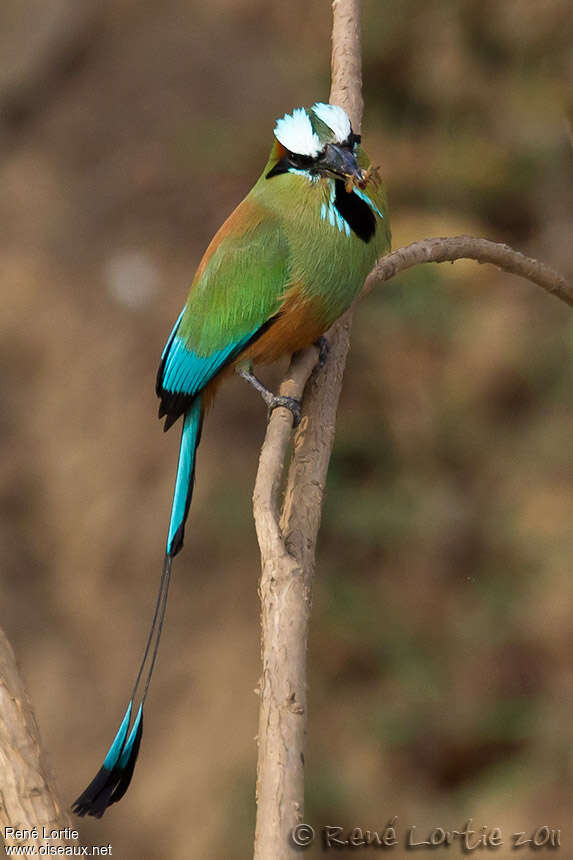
top-left (1, 0), bottom-right (573, 857)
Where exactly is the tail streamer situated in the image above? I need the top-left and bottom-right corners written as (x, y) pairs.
top-left (73, 397), bottom-right (203, 817)
top-left (72, 553), bottom-right (173, 817)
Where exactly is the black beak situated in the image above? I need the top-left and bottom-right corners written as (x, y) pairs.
top-left (319, 143), bottom-right (367, 187)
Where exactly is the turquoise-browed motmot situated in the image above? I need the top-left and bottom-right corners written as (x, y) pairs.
top-left (73, 102), bottom-right (391, 817)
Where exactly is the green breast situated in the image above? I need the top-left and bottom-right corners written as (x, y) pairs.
top-left (251, 147), bottom-right (390, 327)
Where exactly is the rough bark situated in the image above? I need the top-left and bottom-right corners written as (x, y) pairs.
top-left (251, 3), bottom-right (573, 859)
top-left (252, 2), bottom-right (364, 858)
top-left (0, 628), bottom-right (75, 852)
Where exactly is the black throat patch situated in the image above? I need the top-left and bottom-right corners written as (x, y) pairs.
top-left (334, 180), bottom-right (376, 243)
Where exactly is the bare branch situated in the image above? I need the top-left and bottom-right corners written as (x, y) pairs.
top-left (330, 0), bottom-right (363, 130)
top-left (252, 3), bottom-right (364, 857)
top-left (253, 348), bottom-right (321, 552)
top-left (364, 235), bottom-right (573, 307)
top-left (252, 3), bottom-right (573, 858)
top-left (0, 627), bottom-right (74, 851)
top-left (252, 348), bottom-right (319, 860)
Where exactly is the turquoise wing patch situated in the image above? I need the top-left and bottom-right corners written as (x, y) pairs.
top-left (156, 311), bottom-right (262, 430)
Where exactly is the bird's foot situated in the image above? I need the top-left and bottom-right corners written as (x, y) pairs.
top-left (267, 394), bottom-right (302, 427)
top-left (236, 367), bottom-right (302, 426)
top-left (314, 335), bottom-right (330, 369)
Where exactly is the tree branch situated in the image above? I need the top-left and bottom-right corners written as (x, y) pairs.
top-left (251, 3), bottom-right (573, 859)
top-left (364, 235), bottom-right (573, 307)
top-left (252, 2), bottom-right (364, 858)
top-left (252, 348), bottom-right (320, 860)
top-left (0, 628), bottom-right (74, 851)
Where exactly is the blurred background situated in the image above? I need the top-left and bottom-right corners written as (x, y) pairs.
top-left (1, 0), bottom-right (573, 856)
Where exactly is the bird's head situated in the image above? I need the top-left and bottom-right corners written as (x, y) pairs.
top-left (266, 103), bottom-right (367, 188)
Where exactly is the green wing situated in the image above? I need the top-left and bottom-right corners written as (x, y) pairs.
top-left (180, 211), bottom-right (290, 353)
top-left (157, 208), bottom-right (290, 427)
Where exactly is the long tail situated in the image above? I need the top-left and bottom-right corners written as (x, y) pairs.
top-left (72, 396), bottom-right (204, 817)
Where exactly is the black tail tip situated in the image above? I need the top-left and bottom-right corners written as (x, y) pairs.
top-left (72, 764), bottom-right (113, 818)
top-left (72, 717), bottom-right (143, 818)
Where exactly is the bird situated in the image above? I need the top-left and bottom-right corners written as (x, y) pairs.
top-left (72, 102), bottom-right (391, 817)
